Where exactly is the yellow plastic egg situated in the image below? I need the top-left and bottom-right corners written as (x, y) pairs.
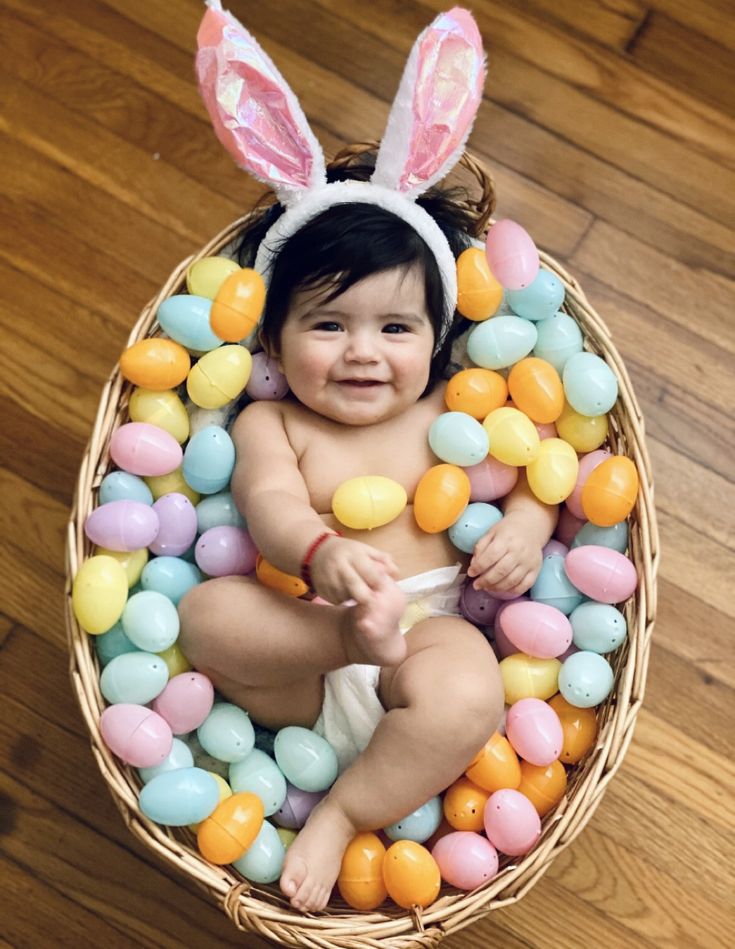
top-left (483, 407), bottom-right (540, 466)
top-left (331, 476), bottom-right (407, 530)
top-left (120, 338), bottom-right (191, 389)
top-left (186, 256), bottom-right (241, 299)
top-left (187, 345), bottom-right (253, 409)
top-left (555, 402), bottom-right (608, 452)
top-left (383, 840), bottom-right (441, 909)
top-left (442, 776), bottom-right (490, 832)
top-left (499, 654), bottom-right (561, 704)
top-left (518, 759), bottom-right (567, 817)
top-left (189, 773), bottom-right (233, 832)
top-left (581, 455), bottom-right (639, 526)
top-left (94, 546), bottom-right (148, 588)
top-left (526, 438), bottom-right (579, 504)
top-left (210, 268), bottom-right (266, 342)
top-left (277, 827), bottom-right (298, 850)
top-left (507, 357), bottom-right (564, 424)
top-left (72, 555), bottom-right (129, 635)
top-left (444, 367), bottom-right (507, 420)
top-left (157, 642), bottom-right (193, 677)
top-left (465, 731), bottom-right (522, 792)
top-left (414, 464), bottom-right (471, 533)
top-left (456, 247), bottom-right (504, 321)
top-left (197, 792), bottom-right (264, 864)
top-left (144, 467), bottom-right (201, 505)
top-left (338, 832), bottom-right (388, 911)
top-left (255, 554), bottom-right (309, 597)
top-left (128, 388), bottom-right (190, 444)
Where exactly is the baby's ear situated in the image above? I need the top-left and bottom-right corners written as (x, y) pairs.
top-left (257, 329), bottom-right (282, 370)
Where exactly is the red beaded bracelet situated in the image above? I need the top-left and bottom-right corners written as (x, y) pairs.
top-left (300, 530), bottom-right (342, 589)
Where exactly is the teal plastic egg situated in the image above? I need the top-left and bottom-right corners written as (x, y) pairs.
top-left (429, 412), bottom-right (489, 466)
top-left (185, 733), bottom-right (230, 779)
top-left (530, 554), bottom-right (584, 615)
top-left (198, 703), bottom-right (255, 763)
top-left (196, 491), bottom-right (246, 533)
top-left (274, 727), bottom-right (339, 792)
top-left (448, 502), bottom-right (503, 553)
top-left (157, 295), bottom-right (223, 352)
top-left (572, 520), bottom-right (629, 554)
top-left (140, 556), bottom-right (203, 605)
top-left (121, 590), bottom-right (180, 652)
top-left (229, 749), bottom-right (288, 816)
top-left (384, 795), bottom-right (443, 843)
top-left (100, 651), bottom-right (169, 705)
top-left (558, 651), bottom-right (614, 707)
top-left (563, 352), bottom-right (618, 416)
top-left (139, 767), bottom-right (220, 826)
top-left (570, 602), bottom-right (627, 653)
top-left (94, 621), bottom-right (139, 667)
top-left (138, 737), bottom-right (194, 783)
top-left (99, 471), bottom-right (154, 506)
top-left (532, 312), bottom-right (583, 374)
top-left (466, 316), bottom-right (537, 370)
top-left (506, 270), bottom-right (564, 322)
top-left (232, 819), bottom-right (286, 883)
top-left (183, 425), bottom-right (235, 495)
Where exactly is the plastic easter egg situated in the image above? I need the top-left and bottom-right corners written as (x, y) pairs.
top-left (572, 519), bottom-right (628, 553)
top-left (99, 470), bottom-right (154, 506)
top-left (120, 338), bottom-right (191, 389)
top-left (188, 773), bottom-right (233, 833)
top-left (152, 671), bottom-right (214, 734)
top-left (157, 295), bottom-right (223, 353)
top-left (138, 737), bottom-right (194, 784)
top-left (195, 526), bottom-right (258, 577)
top-left (198, 791), bottom-right (265, 863)
top-left (110, 422), bottom-right (183, 478)
top-left (95, 546), bottom-right (149, 588)
top-left (548, 693), bottom-right (598, 763)
top-left (94, 621), bottom-right (138, 667)
top-left (139, 767), bottom-right (219, 827)
top-left (465, 732), bottom-right (521, 792)
top-left (442, 777), bottom-right (490, 832)
top-left (277, 827), bottom-right (298, 850)
top-left (429, 412), bottom-right (489, 466)
top-left (500, 601), bottom-right (572, 659)
top-left (147, 493), bottom-right (197, 557)
top-left (232, 819), bottom-right (285, 884)
top-left (187, 345), bottom-right (253, 409)
top-left (456, 246), bottom-right (504, 320)
top-left (338, 832), bottom-right (388, 911)
top-left (183, 425), bottom-right (235, 495)
top-left (185, 732), bottom-right (230, 780)
top-left (570, 601), bottom-right (627, 653)
top-left (506, 698), bottom-right (563, 766)
top-left (255, 556), bottom-right (308, 597)
top-left (506, 269), bottom-right (564, 321)
top-left (526, 438), bottom-right (579, 505)
top-left (99, 704), bottom-right (172, 767)
top-left (465, 455), bottom-right (518, 502)
top-left (483, 407), bottom-right (540, 466)
top-left (565, 546), bottom-right (637, 603)
top-left (563, 352), bottom-right (618, 416)
top-left (507, 358), bottom-right (564, 424)
top-left (156, 642), bottom-right (193, 677)
top-left (210, 268), bottom-right (266, 342)
top-left (555, 402), bottom-right (608, 452)
top-left (448, 502), bottom-right (503, 554)
top-left (186, 255), bottom-right (241, 299)
top-left (85, 500), bottom-right (159, 552)
top-left (140, 556), bottom-right (202, 605)
top-left (245, 351), bottom-right (289, 400)
top-left (581, 456), bottom-right (639, 527)
top-left (445, 368), bottom-right (507, 419)
top-left (530, 554), bottom-right (583, 614)
top-left (274, 726), bottom-right (339, 792)
top-left (484, 788), bottom-right (541, 856)
top-left (559, 650), bottom-right (614, 707)
top-left (384, 796), bottom-right (442, 843)
top-left (518, 759), bottom-right (567, 817)
top-left (121, 590), bottom-right (179, 652)
top-left (229, 749), bottom-right (288, 817)
top-left (556, 506), bottom-right (587, 547)
top-left (195, 491), bottom-right (245, 533)
top-left (485, 220), bottom-right (539, 290)
top-left (565, 450), bottom-right (611, 519)
top-left (273, 783), bottom-right (326, 830)
top-left (198, 703), bottom-right (255, 763)
top-left (432, 831), bottom-right (498, 890)
top-left (532, 311), bottom-right (583, 374)
top-left (499, 654), bottom-right (561, 704)
top-left (466, 315), bottom-right (538, 370)
top-left (414, 464), bottom-right (471, 533)
top-left (128, 388), bottom-right (190, 444)
top-left (383, 840), bottom-right (440, 909)
top-left (100, 651), bottom-right (169, 705)
top-left (144, 468), bottom-right (201, 506)
top-left (460, 582), bottom-right (501, 626)
top-left (72, 555), bottom-right (129, 634)
top-left (493, 599), bottom-right (528, 659)
top-left (542, 539), bottom-right (568, 558)
top-left (331, 476), bottom-right (407, 530)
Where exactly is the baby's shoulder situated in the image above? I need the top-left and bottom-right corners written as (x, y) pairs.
top-left (231, 398), bottom-right (285, 444)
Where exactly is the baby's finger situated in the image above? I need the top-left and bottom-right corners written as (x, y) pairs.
top-left (370, 551), bottom-right (399, 578)
top-left (474, 552), bottom-right (515, 590)
top-left (344, 569), bottom-right (375, 605)
top-left (469, 538), bottom-right (507, 578)
top-left (493, 564), bottom-right (528, 592)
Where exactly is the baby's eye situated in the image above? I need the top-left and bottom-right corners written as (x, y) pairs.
top-left (313, 321), bottom-right (342, 332)
top-left (383, 323), bottom-right (410, 334)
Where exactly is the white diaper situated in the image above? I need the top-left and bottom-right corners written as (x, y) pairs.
top-left (313, 564), bottom-right (465, 774)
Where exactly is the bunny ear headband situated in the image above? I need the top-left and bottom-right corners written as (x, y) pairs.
top-left (196, 0), bottom-right (486, 346)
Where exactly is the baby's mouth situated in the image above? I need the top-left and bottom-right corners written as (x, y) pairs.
top-left (337, 379), bottom-right (384, 387)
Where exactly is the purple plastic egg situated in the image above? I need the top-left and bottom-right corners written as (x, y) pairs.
top-left (100, 703), bottom-right (173, 767)
top-left (485, 220), bottom-right (539, 290)
top-left (110, 422), bottom-right (183, 477)
top-left (149, 493), bottom-right (198, 556)
top-left (432, 831), bottom-right (499, 889)
top-left (84, 500), bottom-right (159, 552)
top-left (500, 601), bottom-right (572, 659)
top-left (460, 581), bottom-right (501, 626)
top-left (566, 450), bottom-right (611, 519)
top-left (556, 506), bottom-right (586, 547)
top-left (152, 672), bottom-right (215, 735)
top-left (274, 782), bottom-right (326, 829)
top-left (542, 539), bottom-right (568, 558)
top-left (506, 698), bottom-right (563, 766)
top-left (195, 526), bottom-right (258, 577)
top-left (484, 789), bottom-right (541, 856)
top-left (245, 352), bottom-right (290, 400)
top-left (564, 546), bottom-right (637, 603)
top-left (465, 456), bottom-right (518, 502)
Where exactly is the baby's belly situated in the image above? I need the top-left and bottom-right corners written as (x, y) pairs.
top-left (318, 506), bottom-right (470, 579)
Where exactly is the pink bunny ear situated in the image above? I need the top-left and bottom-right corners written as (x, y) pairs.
top-left (372, 8), bottom-right (486, 199)
top-left (195, 1), bottom-right (326, 206)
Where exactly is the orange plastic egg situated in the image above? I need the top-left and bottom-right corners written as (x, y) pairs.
top-left (456, 247), bottom-right (504, 321)
top-left (442, 777), bottom-right (490, 832)
top-left (548, 694), bottom-right (598, 764)
top-left (337, 832), bottom-right (388, 910)
top-left (414, 464), bottom-right (471, 533)
top-left (581, 456), bottom-right (639, 527)
top-left (120, 338), bottom-right (191, 389)
top-left (555, 402), bottom-right (608, 452)
top-left (383, 840), bottom-right (441, 909)
top-left (255, 554), bottom-right (309, 597)
top-left (507, 357), bottom-right (564, 424)
top-left (444, 368), bottom-right (507, 419)
top-left (518, 759), bottom-right (567, 817)
top-left (197, 792), bottom-right (264, 864)
top-left (465, 731), bottom-right (521, 793)
top-left (210, 268), bottom-right (266, 342)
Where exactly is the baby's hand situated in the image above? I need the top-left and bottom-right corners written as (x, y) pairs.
top-left (309, 536), bottom-right (400, 605)
top-left (467, 511), bottom-right (544, 597)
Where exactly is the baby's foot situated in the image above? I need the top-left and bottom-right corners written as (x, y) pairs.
top-left (280, 797), bottom-right (357, 913)
top-left (343, 574), bottom-right (407, 667)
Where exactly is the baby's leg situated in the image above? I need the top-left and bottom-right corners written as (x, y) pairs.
top-left (280, 617), bottom-right (503, 912)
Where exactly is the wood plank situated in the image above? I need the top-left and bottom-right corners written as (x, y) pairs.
top-left (646, 0), bottom-right (735, 51)
top-left (509, 0), bottom-right (648, 50)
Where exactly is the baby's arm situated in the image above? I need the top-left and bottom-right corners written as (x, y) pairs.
top-left (467, 470), bottom-right (558, 596)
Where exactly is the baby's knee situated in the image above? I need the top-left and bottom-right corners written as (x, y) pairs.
top-left (177, 577), bottom-right (234, 666)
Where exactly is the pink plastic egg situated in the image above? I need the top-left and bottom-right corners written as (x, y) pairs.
top-left (195, 526), bottom-right (258, 577)
top-left (564, 546), bottom-right (637, 603)
top-left (149, 493), bottom-right (198, 556)
top-left (245, 352), bottom-right (289, 400)
top-left (500, 601), bottom-right (572, 659)
top-left (84, 500), bottom-right (159, 552)
top-left (152, 672), bottom-right (215, 734)
top-left (99, 703), bottom-right (173, 767)
top-left (555, 506), bottom-right (586, 547)
top-left (506, 698), bottom-right (564, 766)
top-left (565, 450), bottom-right (611, 519)
top-left (110, 422), bottom-right (183, 477)
top-left (432, 831), bottom-right (499, 890)
top-left (485, 220), bottom-right (540, 290)
top-left (465, 456), bottom-right (519, 502)
top-left (483, 789), bottom-right (541, 856)
top-left (493, 597), bottom-right (528, 659)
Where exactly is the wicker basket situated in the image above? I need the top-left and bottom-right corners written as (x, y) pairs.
top-left (65, 145), bottom-right (659, 948)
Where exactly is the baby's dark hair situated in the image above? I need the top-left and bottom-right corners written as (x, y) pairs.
top-left (236, 159), bottom-right (478, 395)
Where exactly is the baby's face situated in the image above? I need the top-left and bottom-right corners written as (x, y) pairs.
top-left (274, 265), bottom-right (435, 426)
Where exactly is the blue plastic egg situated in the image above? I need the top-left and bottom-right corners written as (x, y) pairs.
top-left (428, 412), bottom-right (489, 466)
top-left (572, 520), bottom-right (629, 554)
top-left (100, 651), bottom-right (169, 705)
top-left (94, 621), bottom-right (139, 667)
top-left (558, 650), bottom-right (614, 708)
top-left (563, 352), bottom-right (618, 416)
top-left (232, 819), bottom-right (285, 883)
top-left (506, 270), bottom-right (565, 322)
top-left (138, 737), bottom-right (194, 783)
top-left (530, 554), bottom-right (584, 615)
top-left (570, 602), bottom-right (627, 653)
top-left (139, 767), bottom-right (220, 826)
top-left (183, 425), bottom-right (236, 495)
top-left (466, 316), bottom-right (538, 370)
top-left (99, 471), bottom-right (154, 506)
top-left (140, 556), bottom-right (203, 605)
top-left (229, 749), bottom-right (288, 816)
top-left (448, 503), bottom-right (503, 554)
top-left (157, 295), bottom-right (223, 352)
top-left (198, 703), bottom-right (255, 763)
top-left (384, 795), bottom-right (443, 843)
top-left (274, 727), bottom-right (339, 793)
top-left (121, 590), bottom-right (180, 652)
top-left (532, 312), bottom-right (583, 373)
top-left (196, 491), bottom-right (246, 533)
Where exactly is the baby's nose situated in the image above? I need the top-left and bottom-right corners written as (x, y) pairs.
top-left (344, 331), bottom-right (380, 361)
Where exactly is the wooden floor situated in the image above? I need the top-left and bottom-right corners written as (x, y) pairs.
top-left (1, 0), bottom-right (733, 946)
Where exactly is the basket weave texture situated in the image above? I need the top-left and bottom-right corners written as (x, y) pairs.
top-left (65, 146), bottom-right (659, 948)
